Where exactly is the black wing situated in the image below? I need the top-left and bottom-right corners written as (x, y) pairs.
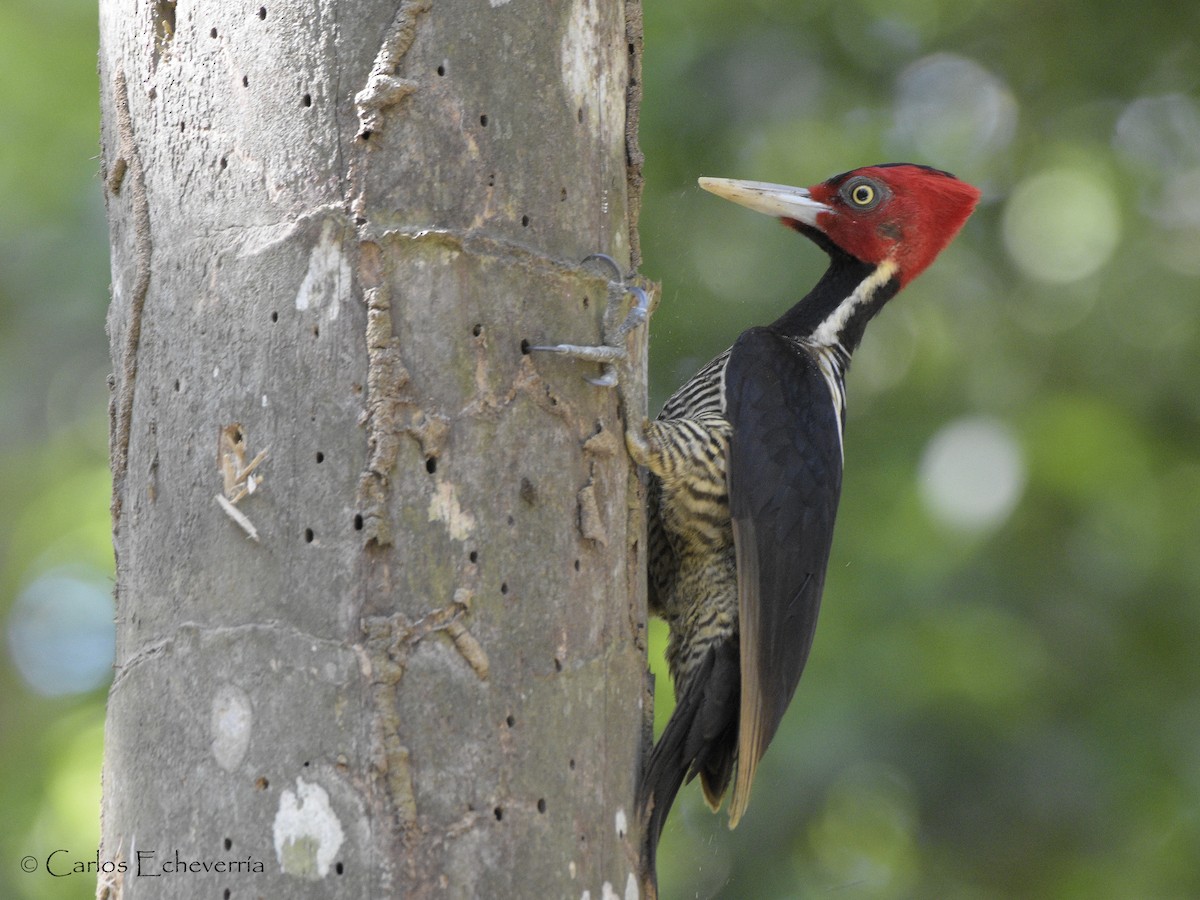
top-left (723, 327), bottom-right (844, 825)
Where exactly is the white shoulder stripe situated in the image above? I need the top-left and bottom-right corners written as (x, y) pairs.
top-left (783, 339), bottom-right (847, 460)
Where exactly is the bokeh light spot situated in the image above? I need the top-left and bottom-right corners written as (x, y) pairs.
top-left (919, 417), bottom-right (1025, 531)
top-left (7, 570), bottom-right (115, 696)
top-left (891, 53), bottom-right (1018, 169)
top-left (1002, 169), bottom-right (1120, 283)
top-left (1156, 167), bottom-right (1200, 228)
top-left (1113, 93), bottom-right (1200, 173)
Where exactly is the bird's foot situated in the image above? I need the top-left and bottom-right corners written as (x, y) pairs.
top-left (527, 254), bottom-right (652, 387)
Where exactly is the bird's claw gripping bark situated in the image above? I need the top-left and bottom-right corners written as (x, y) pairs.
top-left (528, 253), bottom-right (652, 387)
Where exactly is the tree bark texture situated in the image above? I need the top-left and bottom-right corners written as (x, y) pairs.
top-left (98, 0), bottom-right (649, 897)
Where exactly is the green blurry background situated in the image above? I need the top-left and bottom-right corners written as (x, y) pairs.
top-left (3, 0), bottom-right (1199, 897)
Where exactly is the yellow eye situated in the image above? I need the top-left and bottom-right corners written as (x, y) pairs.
top-left (850, 183), bottom-right (875, 206)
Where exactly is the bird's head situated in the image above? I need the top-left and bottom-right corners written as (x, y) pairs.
top-left (699, 164), bottom-right (981, 287)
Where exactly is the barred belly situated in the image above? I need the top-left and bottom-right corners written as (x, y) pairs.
top-left (639, 409), bottom-right (738, 688)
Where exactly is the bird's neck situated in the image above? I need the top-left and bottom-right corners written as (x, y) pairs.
top-left (769, 244), bottom-right (901, 359)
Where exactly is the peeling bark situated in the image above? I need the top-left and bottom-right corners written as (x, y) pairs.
top-left (99, 0), bottom-right (650, 896)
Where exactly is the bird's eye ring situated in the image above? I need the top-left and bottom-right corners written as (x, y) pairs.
top-left (850, 183), bottom-right (876, 207)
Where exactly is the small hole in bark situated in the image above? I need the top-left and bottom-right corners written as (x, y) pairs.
top-left (493, 807), bottom-right (504, 821)
top-left (360, 129), bottom-right (373, 141)
top-left (573, 558), bottom-right (580, 571)
top-left (210, 26), bottom-right (218, 38)
top-left (519, 478), bottom-right (536, 505)
top-left (521, 214), bottom-right (530, 227)
top-left (569, 758), bottom-right (575, 770)
top-left (303, 761), bottom-right (310, 767)
top-left (560, 187), bottom-right (567, 201)
top-left (519, 339), bottom-right (531, 355)
top-left (258, 5), bottom-right (267, 18)
top-left (219, 156), bottom-right (228, 170)
top-left (242, 75), bottom-right (249, 87)
top-left (224, 837), bottom-right (232, 850)
top-left (173, 379), bottom-right (181, 392)
top-left (480, 114), bottom-right (489, 127)
top-left (425, 456), bottom-right (437, 474)
top-left (223, 891), bottom-right (230, 900)
top-left (472, 323), bottom-right (482, 337)
top-left (270, 310), bottom-right (278, 322)
top-left (500, 582), bottom-right (508, 595)
top-left (577, 107), bottom-right (583, 124)
top-left (505, 714), bottom-right (515, 727)
top-left (537, 798), bottom-right (546, 814)
top-left (180, 121), bottom-right (186, 132)
top-left (486, 173), bottom-right (495, 187)
top-left (469, 550), bottom-right (478, 563)
top-left (302, 93), bottom-right (312, 107)
top-left (554, 657), bottom-right (563, 672)
top-left (304, 528), bottom-right (314, 543)
top-left (353, 513), bottom-right (363, 531)
top-left (335, 862), bottom-right (344, 875)
top-left (312, 324), bottom-right (319, 337)
top-left (315, 451), bottom-right (325, 463)
top-left (437, 63), bottom-right (446, 76)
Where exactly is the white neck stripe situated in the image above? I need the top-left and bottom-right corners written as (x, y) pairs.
top-left (809, 259), bottom-right (899, 347)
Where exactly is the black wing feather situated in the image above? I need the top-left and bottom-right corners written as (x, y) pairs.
top-left (723, 327), bottom-right (844, 824)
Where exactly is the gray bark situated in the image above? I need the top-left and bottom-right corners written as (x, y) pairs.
top-left (98, 0), bottom-right (649, 897)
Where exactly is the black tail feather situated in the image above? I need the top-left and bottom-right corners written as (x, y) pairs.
top-left (637, 640), bottom-right (741, 880)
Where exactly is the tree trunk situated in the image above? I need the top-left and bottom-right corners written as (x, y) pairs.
top-left (98, 0), bottom-right (649, 896)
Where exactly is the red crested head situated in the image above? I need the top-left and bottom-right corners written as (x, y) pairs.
top-left (805, 164), bottom-right (980, 285)
top-left (700, 164), bottom-right (980, 287)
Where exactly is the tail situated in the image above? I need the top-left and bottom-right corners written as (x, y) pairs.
top-left (637, 640), bottom-right (741, 880)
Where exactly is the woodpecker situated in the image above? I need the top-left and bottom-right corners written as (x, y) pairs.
top-left (533, 164), bottom-right (980, 876)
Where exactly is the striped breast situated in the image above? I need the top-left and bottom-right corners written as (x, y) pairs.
top-left (645, 350), bottom-right (734, 629)
top-left (659, 349), bottom-right (732, 421)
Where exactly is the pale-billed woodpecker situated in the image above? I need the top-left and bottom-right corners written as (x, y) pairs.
top-left (533, 164), bottom-right (980, 874)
